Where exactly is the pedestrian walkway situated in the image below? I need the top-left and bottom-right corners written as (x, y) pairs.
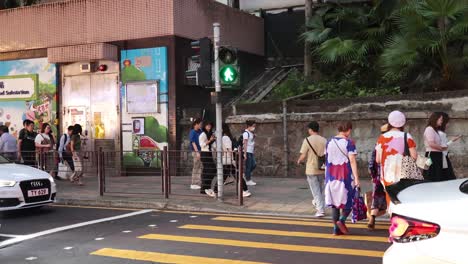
top-left (89, 210), bottom-right (390, 264)
top-left (56, 175), bottom-right (375, 217)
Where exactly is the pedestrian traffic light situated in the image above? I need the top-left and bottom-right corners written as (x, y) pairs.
top-left (219, 47), bottom-right (239, 86)
top-left (185, 37), bottom-right (213, 87)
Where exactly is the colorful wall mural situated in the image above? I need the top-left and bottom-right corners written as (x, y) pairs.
top-left (0, 58), bottom-right (57, 137)
top-left (120, 47), bottom-right (168, 168)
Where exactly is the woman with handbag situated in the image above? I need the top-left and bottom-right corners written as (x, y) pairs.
top-left (423, 112), bottom-right (460, 182)
top-left (324, 121), bottom-right (360, 236)
top-left (35, 123), bottom-right (56, 177)
top-left (375, 111), bottom-right (419, 201)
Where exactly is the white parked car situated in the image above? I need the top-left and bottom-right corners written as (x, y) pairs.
top-left (383, 178), bottom-right (468, 264)
top-left (0, 155), bottom-right (57, 211)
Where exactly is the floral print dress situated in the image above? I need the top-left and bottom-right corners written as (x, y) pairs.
top-left (324, 137), bottom-right (357, 210)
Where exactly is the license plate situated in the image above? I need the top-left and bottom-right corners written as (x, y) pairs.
top-left (27, 188), bottom-right (49, 197)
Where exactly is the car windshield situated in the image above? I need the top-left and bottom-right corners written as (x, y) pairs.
top-left (0, 155), bottom-right (12, 164)
top-left (460, 180), bottom-right (468, 194)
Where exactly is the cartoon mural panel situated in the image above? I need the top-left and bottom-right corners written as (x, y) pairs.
top-left (120, 47), bottom-right (168, 168)
top-left (0, 58), bottom-right (57, 137)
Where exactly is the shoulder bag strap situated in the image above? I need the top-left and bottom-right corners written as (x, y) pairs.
top-left (305, 137), bottom-right (321, 157)
top-left (403, 132), bottom-right (410, 157)
top-left (333, 139), bottom-right (349, 161)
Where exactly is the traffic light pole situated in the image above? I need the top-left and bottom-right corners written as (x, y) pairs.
top-left (213, 22), bottom-right (224, 201)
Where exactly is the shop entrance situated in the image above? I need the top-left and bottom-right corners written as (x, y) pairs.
top-left (61, 73), bottom-right (120, 153)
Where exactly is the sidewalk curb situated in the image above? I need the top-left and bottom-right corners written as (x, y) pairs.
top-left (55, 198), bottom-right (390, 222)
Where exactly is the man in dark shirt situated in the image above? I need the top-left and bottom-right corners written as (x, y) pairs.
top-left (18, 119), bottom-right (37, 166)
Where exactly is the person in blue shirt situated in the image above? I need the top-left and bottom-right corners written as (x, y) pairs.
top-left (189, 118), bottom-right (203, 190)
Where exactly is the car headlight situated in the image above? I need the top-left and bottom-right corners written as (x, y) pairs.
top-left (0, 180), bottom-right (16, 187)
top-left (48, 175), bottom-right (55, 184)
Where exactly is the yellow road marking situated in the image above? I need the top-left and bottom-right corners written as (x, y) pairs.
top-left (212, 216), bottom-right (389, 230)
top-left (179, 225), bottom-right (388, 243)
top-left (51, 204), bottom-right (141, 211)
top-left (91, 248), bottom-right (270, 264)
top-left (160, 209), bottom-right (390, 225)
top-left (139, 234), bottom-right (384, 258)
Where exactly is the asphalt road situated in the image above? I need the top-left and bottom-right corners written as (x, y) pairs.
top-left (0, 205), bottom-right (391, 264)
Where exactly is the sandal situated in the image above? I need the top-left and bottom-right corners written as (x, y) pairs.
top-left (336, 221), bottom-right (349, 235)
top-left (368, 216), bottom-right (376, 230)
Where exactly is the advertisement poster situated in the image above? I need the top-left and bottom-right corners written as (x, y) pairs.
top-left (120, 47), bottom-right (168, 168)
top-left (0, 58), bottom-right (57, 138)
top-left (132, 118), bottom-right (145, 135)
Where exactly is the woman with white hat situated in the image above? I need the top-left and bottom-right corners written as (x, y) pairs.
top-left (375, 111), bottom-right (418, 191)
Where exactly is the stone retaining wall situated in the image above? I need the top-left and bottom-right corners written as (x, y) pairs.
top-left (180, 91), bottom-right (468, 178)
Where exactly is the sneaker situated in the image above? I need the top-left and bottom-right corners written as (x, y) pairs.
top-left (242, 191), bottom-right (252, 197)
top-left (246, 180), bottom-right (257, 186)
top-left (190, 185), bottom-right (201, 190)
top-left (314, 211), bottom-right (325, 218)
top-left (205, 189), bottom-right (216, 197)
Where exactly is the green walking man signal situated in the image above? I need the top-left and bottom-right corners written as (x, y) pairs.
top-left (219, 47), bottom-right (240, 86)
top-left (220, 65), bottom-right (238, 84)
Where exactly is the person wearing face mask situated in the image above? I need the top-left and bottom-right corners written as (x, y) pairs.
top-left (243, 120), bottom-right (257, 186)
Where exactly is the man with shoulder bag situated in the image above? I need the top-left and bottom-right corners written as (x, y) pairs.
top-left (297, 121), bottom-right (327, 217)
top-left (57, 126), bottom-right (75, 180)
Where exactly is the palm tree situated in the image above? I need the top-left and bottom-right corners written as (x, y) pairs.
top-left (381, 0), bottom-right (468, 86)
top-left (303, 0), bottom-right (397, 66)
top-left (304, 0), bottom-right (314, 79)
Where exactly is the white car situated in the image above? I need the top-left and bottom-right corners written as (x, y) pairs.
top-left (0, 155), bottom-right (57, 211)
top-left (383, 178), bottom-right (468, 264)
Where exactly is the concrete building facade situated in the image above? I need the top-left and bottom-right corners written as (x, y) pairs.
top-left (0, 0), bottom-right (264, 169)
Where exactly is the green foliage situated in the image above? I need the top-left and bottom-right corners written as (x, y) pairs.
top-left (1, 0), bottom-right (41, 8)
top-left (270, 69), bottom-right (401, 100)
top-left (303, 0), bottom-right (395, 65)
top-left (380, 0), bottom-right (468, 82)
top-left (300, 0), bottom-right (468, 95)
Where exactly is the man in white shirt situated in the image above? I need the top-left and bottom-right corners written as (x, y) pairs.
top-left (0, 125), bottom-right (17, 161)
top-left (243, 120), bottom-right (257, 186)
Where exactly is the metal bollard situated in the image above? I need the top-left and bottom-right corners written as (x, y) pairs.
top-left (163, 146), bottom-right (169, 199)
top-left (98, 148), bottom-right (103, 196)
top-left (238, 148), bottom-right (244, 206)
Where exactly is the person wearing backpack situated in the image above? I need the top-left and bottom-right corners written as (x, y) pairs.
top-left (297, 121), bottom-right (327, 217)
top-left (58, 126), bottom-right (75, 173)
top-left (243, 120), bottom-right (257, 186)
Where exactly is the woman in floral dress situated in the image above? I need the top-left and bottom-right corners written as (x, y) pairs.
top-left (325, 121), bottom-right (360, 236)
top-left (367, 124), bottom-right (389, 230)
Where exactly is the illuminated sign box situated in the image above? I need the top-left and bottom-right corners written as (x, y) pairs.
top-left (0, 74), bottom-right (38, 101)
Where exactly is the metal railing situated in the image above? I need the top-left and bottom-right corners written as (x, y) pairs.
top-left (2, 148), bottom-right (246, 205)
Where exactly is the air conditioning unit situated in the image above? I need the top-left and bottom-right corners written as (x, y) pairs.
top-left (80, 63), bottom-right (96, 73)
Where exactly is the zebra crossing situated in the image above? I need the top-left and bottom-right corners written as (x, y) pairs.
top-left (89, 210), bottom-right (390, 264)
